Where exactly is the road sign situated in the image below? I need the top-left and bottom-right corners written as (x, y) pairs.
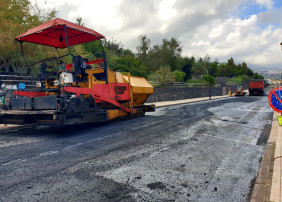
top-left (268, 87), bottom-right (282, 113)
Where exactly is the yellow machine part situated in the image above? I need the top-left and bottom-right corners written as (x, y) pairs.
top-left (107, 109), bottom-right (130, 120)
top-left (106, 108), bottom-right (146, 120)
top-left (122, 75), bottom-right (154, 105)
top-left (45, 79), bottom-right (60, 96)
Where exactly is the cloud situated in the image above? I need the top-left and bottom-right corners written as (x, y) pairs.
top-left (180, 15), bottom-right (282, 68)
top-left (30, 0), bottom-right (282, 69)
top-left (257, 8), bottom-right (282, 26)
top-left (256, 0), bottom-right (274, 9)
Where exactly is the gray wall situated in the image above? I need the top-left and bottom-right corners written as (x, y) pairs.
top-left (146, 87), bottom-right (224, 102)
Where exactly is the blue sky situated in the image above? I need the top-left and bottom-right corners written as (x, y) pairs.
top-left (33, 0), bottom-right (282, 70)
top-left (273, 0), bottom-right (282, 7)
top-left (239, 0), bottom-right (282, 25)
top-left (239, 3), bottom-right (268, 20)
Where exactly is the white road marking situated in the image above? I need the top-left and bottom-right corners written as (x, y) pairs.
top-left (1, 135), bottom-right (115, 167)
top-left (2, 158), bottom-right (27, 166)
top-left (65, 143), bottom-right (83, 149)
top-left (39, 151), bottom-right (59, 156)
top-left (66, 135), bottom-right (113, 150)
top-left (85, 135), bottom-right (113, 143)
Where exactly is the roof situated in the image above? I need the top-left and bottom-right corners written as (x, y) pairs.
top-left (15, 18), bottom-right (105, 48)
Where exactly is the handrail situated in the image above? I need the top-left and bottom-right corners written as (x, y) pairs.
top-left (20, 53), bottom-right (71, 69)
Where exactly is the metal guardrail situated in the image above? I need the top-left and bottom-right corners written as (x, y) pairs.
top-left (0, 74), bottom-right (39, 89)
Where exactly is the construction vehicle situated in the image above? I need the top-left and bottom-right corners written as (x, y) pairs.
top-left (0, 18), bottom-right (154, 127)
top-left (249, 81), bottom-right (264, 96)
top-left (235, 86), bottom-right (245, 96)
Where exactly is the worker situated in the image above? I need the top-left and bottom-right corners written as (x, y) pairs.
top-left (228, 88), bottom-right (231, 96)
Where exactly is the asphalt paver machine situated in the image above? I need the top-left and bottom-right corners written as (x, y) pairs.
top-left (0, 18), bottom-right (154, 127)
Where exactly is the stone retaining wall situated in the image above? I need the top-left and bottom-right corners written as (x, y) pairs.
top-left (146, 87), bottom-right (224, 103)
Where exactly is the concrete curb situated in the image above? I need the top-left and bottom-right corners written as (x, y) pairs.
top-left (251, 112), bottom-right (281, 202)
top-left (270, 112), bottom-right (282, 201)
top-left (0, 124), bottom-right (32, 131)
top-left (149, 95), bottom-right (231, 108)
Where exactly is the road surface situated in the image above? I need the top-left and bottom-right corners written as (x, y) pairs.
top-left (0, 95), bottom-right (273, 201)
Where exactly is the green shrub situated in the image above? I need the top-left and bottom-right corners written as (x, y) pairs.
top-left (202, 75), bottom-right (216, 86)
top-left (148, 65), bottom-right (176, 84)
top-left (173, 70), bottom-right (186, 82)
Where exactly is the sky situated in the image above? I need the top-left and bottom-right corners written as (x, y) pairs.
top-left (32, 0), bottom-right (282, 70)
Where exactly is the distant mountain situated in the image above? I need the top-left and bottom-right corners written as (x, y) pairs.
top-left (258, 70), bottom-right (282, 80)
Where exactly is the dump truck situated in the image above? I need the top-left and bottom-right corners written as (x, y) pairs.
top-left (249, 81), bottom-right (264, 96)
top-left (0, 18), bottom-right (154, 127)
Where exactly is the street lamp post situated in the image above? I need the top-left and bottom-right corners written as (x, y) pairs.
top-left (208, 67), bottom-right (212, 100)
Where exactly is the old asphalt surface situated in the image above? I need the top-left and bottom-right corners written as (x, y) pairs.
top-left (0, 95), bottom-right (273, 201)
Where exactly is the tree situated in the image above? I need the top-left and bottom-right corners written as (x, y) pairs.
top-left (227, 57), bottom-right (235, 67)
top-left (144, 37), bottom-right (182, 73)
top-left (82, 40), bottom-right (103, 58)
top-left (203, 54), bottom-right (211, 66)
top-left (148, 66), bottom-right (176, 83)
top-left (76, 17), bottom-right (84, 26)
top-left (103, 38), bottom-right (124, 57)
top-left (136, 35), bottom-right (151, 56)
top-left (252, 72), bottom-right (264, 79)
top-left (0, 0), bottom-right (56, 73)
top-left (159, 37), bottom-right (182, 71)
top-left (208, 59), bottom-right (219, 77)
top-left (192, 61), bottom-right (207, 75)
top-left (181, 57), bottom-right (194, 80)
top-left (122, 49), bottom-right (135, 57)
top-left (82, 37), bottom-right (125, 70)
top-left (136, 35), bottom-right (151, 70)
top-left (114, 54), bottom-right (147, 78)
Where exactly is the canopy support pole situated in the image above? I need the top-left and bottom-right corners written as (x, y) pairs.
top-left (20, 42), bottom-right (28, 66)
top-left (64, 26), bottom-right (73, 57)
top-left (99, 40), bottom-right (108, 84)
top-left (20, 41), bottom-right (30, 75)
top-left (55, 48), bottom-right (63, 65)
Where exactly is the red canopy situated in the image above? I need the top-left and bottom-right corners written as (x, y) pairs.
top-left (15, 18), bottom-right (105, 48)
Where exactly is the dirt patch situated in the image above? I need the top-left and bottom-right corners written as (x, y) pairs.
top-left (256, 114), bottom-right (273, 146)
